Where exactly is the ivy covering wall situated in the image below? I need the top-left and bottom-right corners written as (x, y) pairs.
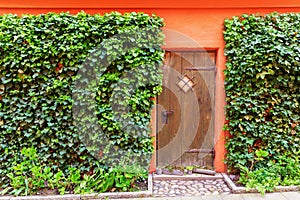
top-left (224, 12), bottom-right (300, 192)
top-left (0, 12), bottom-right (164, 181)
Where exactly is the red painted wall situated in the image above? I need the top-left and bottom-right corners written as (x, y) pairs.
top-left (2, 0), bottom-right (300, 173)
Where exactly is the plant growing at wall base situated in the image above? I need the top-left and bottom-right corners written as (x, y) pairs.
top-left (2, 147), bottom-right (150, 196)
top-left (1, 147), bottom-right (68, 196)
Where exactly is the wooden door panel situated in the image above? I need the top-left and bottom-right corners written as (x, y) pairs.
top-left (157, 51), bottom-right (215, 168)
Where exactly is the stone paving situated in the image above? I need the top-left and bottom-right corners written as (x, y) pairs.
top-left (116, 192), bottom-right (300, 200)
top-left (153, 178), bottom-right (231, 197)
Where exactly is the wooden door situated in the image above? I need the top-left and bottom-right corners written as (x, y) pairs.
top-left (157, 51), bottom-right (215, 168)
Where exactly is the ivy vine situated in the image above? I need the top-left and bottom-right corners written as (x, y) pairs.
top-left (0, 11), bottom-right (164, 183)
top-left (224, 13), bottom-right (300, 172)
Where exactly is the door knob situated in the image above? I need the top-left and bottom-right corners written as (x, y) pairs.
top-left (162, 110), bottom-right (174, 124)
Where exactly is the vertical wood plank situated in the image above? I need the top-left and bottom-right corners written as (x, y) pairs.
top-left (180, 52), bottom-right (198, 166)
top-left (157, 52), bottom-right (171, 167)
top-left (202, 51), bottom-right (216, 167)
top-left (195, 51), bottom-right (215, 167)
top-left (157, 51), bottom-right (183, 167)
top-left (168, 52), bottom-right (183, 167)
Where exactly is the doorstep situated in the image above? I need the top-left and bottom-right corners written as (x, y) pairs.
top-left (152, 173), bottom-right (223, 181)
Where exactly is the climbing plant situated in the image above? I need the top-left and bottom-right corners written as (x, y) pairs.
top-left (0, 11), bottom-right (164, 185)
top-left (224, 12), bottom-right (300, 192)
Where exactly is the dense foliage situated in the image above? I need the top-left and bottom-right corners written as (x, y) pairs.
top-left (0, 11), bottom-right (164, 191)
top-left (224, 12), bottom-right (300, 193)
top-left (1, 147), bottom-right (147, 195)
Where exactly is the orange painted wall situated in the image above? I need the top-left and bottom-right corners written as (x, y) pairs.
top-left (1, 1), bottom-right (300, 173)
top-left (1, 0), bottom-right (300, 9)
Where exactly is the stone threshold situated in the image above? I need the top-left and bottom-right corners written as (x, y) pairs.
top-left (0, 174), bottom-right (153, 200)
top-left (222, 173), bottom-right (300, 194)
top-left (153, 173), bottom-right (223, 181)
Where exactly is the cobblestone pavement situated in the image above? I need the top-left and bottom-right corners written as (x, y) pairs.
top-left (153, 179), bottom-right (231, 197)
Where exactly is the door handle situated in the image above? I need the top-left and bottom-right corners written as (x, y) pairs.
top-left (162, 110), bottom-right (174, 124)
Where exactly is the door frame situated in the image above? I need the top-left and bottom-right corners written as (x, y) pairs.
top-left (155, 48), bottom-right (218, 169)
